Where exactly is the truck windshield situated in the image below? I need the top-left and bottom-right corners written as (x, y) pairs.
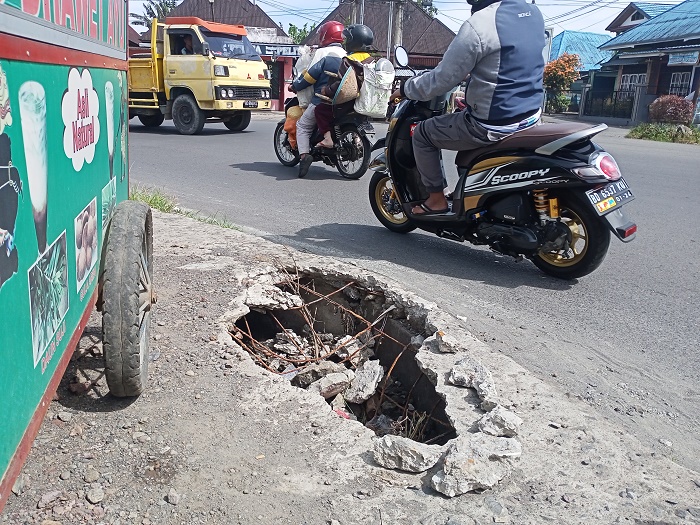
top-left (201, 31), bottom-right (261, 61)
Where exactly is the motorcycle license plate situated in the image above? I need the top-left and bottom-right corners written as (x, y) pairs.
top-left (585, 178), bottom-right (634, 216)
top-left (243, 100), bottom-right (258, 108)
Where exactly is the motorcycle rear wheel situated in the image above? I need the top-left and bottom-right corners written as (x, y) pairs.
top-left (274, 122), bottom-right (300, 167)
top-left (369, 171), bottom-right (416, 233)
top-left (336, 125), bottom-right (371, 180)
top-left (532, 194), bottom-right (610, 279)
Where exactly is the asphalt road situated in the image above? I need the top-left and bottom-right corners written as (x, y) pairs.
top-left (129, 115), bottom-right (700, 472)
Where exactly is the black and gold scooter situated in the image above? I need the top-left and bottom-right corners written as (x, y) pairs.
top-left (368, 48), bottom-right (636, 280)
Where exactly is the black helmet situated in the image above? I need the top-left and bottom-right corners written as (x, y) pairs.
top-left (343, 24), bottom-right (374, 53)
top-left (467, 0), bottom-right (500, 12)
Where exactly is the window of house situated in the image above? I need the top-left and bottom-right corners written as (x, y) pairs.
top-left (619, 73), bottom-right (647, 98)
top-left (669, 72), bottom-right (691, 96)
top-left (631, 12), bottom-right (645, 21)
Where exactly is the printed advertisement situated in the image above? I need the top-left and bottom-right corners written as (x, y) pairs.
top-left (0, 59), bottom-right (128, 484)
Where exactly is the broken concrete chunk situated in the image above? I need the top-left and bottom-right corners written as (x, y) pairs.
top-left (335, 335), bottom-right (374, 365)
top-left (431, 434), bottom-right (520, 497)
top-left (478, 405), bottom-right (523, 437)
top-left (308, 372), bottom-right (353, 400)
top-left (345, 360), bottom-right (385, 404)
top-left (419, 334), bottom-right (439, 353)
top-left (373, 435), bottom-right (445, 473)
top-left (436, 330), bottom-right (462, 353)
top-left (448, 356), bottom-right (497, 401)
top-left (291, 361), bottom-right (348, 389)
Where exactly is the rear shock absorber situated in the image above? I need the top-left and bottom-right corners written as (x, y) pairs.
top-left (532, 189), bottom-right (549, 224)
top-left (532, 189), bottom-right (559, 224)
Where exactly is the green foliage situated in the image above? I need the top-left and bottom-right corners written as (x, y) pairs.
top-left (288, 23), bottom-right (316, 44)
top-left (547, 93), bottom-right (570, 114)
top-left (130, 186), bottom-right (238, 229)
top-left (130, 0), bottom-right (178, 27)
top-left (648, 95), bottom-right (694, 125)
top-left (413, 0), bottom-right (438, 17)
top-left (627, 123), bottom-right (700, 144)
top-left (544, 53), bottom-right (581, 95)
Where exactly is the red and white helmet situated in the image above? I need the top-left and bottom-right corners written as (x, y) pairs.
top-left (317, 21), bottom-right (344, 47)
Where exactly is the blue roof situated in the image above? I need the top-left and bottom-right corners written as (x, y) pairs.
top-left (632, 2), bottom-right (676, 18)
top-left (602, 0), bottom-right (700, 50)
top-left (549, 31), bottom-right (613, 71)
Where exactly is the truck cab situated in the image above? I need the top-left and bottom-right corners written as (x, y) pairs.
top-left (129, 17), bottom-right (271, 134)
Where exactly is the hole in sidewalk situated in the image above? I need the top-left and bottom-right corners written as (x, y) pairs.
top-left (232, 274), bottom-right (456, 446)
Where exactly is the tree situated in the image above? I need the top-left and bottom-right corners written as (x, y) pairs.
top-left (544, 53), bottom-right (582, 95)
top-left (130, 0), bottom-right (178, 27)
top-left (288, 23), bottom-right (316, 44)
top-left (413, 0), bottom-right (438, 17)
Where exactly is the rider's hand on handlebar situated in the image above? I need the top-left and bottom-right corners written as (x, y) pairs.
top-left (390, 88), bottom-right (402, 104)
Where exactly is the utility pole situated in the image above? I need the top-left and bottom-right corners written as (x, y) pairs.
top-left (351, 0), bottom-right (357, 24)
top-left (360, 0), bottom-right (365, 24)
top-left (386, 0), bottom-right (394, 60)
top-left (392, 0), bottom-right (404, 51)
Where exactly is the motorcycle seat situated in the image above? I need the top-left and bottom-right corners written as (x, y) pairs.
top-left (455, 122), bottom-right (596, 169)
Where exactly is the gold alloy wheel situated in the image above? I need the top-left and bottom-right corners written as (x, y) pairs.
top-left (375, 175), bottom-right (408, 225)
top-left (538, 207), bottom-right (589, 267)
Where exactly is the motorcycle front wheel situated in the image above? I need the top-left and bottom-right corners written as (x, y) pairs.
top-left (369, 171), bottom-right (416, 234)
top-left (336, 125), bottom-right (371, 180)
top-left (274, 122), bottom-right (300, 167)
top-left (532, 194), bottom-right (610, 279)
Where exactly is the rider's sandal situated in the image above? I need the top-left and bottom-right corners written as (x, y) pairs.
top-left (412, 202), bottom-right (450, 215)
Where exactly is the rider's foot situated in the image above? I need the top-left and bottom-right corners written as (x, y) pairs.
top-left (298, 154), bottom-right (312, 178)
top-left (317, 132), bottom-right (334, 149)
top-left (412, 193), bottom-right (449, 215)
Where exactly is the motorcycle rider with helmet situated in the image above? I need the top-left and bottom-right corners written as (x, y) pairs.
top-left (313, 24), bottom-right (375, 149)
top-left (391, 0), bottom-right (545, 215)
top-left (292, 20), bottom-right (346, 178)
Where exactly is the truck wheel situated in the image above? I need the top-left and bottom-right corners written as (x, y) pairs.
top-left (172, 94), bottom-right (205, 135)
top-left (138, 113), bottom-right (164, 128)
top-left (101, 201), bottom-right (154, 397)
top-left (224, 111), bottom-right (252, 131)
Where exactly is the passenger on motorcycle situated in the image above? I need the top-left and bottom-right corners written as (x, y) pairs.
top-left (291, 20), bottom-right (346, 178)
top-left (314, 24), bottom-right (375, 148)
top-left (391, 0), bottom-right (545, 215)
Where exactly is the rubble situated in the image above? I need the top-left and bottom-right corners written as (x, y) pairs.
top-left (373, 435), bottom-right (445, 472)
top-left (345, 360), bottom-right (384, 403)
top-left (477, 405), bottom-right (523, 437)
top-left (448, 356), bottom-right (498, 409)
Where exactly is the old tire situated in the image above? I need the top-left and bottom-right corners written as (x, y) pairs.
top-left (532, 193), bottom-right (610, 279)
top-left (138, 113), bottom-right (164, 128)
top-left (224, 111), bottom-right (252, 131)
top-left (273, 121), bottom-right (300, 167)
top-left (102, 200), bottom-right (154, 397)
top-left (172, 94), bottom-right (205, 135)
top-left (369, 171), bottom-right (416, 233)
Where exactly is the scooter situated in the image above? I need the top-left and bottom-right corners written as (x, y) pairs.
top-left (273, 97), bottom-right (375, 180)
top-left (368, 47), bottom-right (636, 280)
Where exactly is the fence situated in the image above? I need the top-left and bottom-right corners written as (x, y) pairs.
top-left (583, 90), bottom-right (635, 119)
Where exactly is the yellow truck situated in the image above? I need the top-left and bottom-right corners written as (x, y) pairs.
top-left (128, 17), bottom-right (272, 135)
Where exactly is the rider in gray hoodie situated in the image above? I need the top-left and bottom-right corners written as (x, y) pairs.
top-left (395, 0), bottom-right (545, 215)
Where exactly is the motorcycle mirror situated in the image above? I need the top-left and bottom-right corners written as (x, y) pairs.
top-left (394, 46), bottom-right (409, 67)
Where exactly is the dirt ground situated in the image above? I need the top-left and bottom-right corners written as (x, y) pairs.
top-left (3, 211), bottom-right (700, 525)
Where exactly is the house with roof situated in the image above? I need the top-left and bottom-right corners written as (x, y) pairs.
top-left (605, 2), bottom-right (676, 34)
top-left (548, 31), bottom-right (612, 110)
top-left (579, 0), bottom-right (700, 124)
top-left (301, 1), bottom-right (456, 68)
top-left (141, 0), bottom-right (298, 109)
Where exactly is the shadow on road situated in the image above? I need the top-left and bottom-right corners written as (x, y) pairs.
top-left (282, 222), bottom-right (577, 291)
top-left (128, 123), bottom-right (251, 137)
top-left (231, 161), bottom-right (360, 182)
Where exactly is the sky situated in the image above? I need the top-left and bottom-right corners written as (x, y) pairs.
top-left (128, 0), bottom-right (686, 37)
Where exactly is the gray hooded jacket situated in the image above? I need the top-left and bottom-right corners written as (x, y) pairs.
top-left (402, 0), bottom-right (545, 124)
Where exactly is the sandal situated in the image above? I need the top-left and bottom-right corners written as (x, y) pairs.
top-left (412, 202), bottom-right (450, 215)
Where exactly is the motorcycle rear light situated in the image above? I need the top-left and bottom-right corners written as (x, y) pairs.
top-left (619, 223), bottom-right (637, 238)
top-left (598, 154), bottom-right (621, 181)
